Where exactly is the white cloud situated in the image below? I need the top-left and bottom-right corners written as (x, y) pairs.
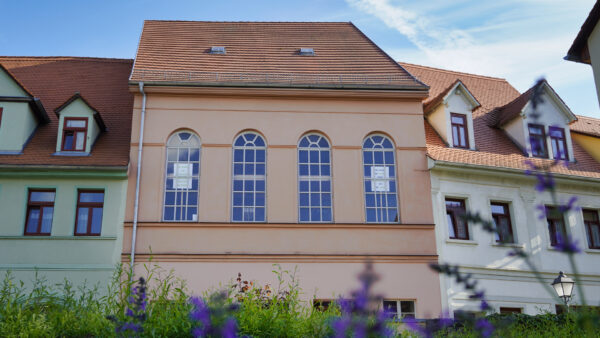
top-left (346, 0), bottom-right (593, 92)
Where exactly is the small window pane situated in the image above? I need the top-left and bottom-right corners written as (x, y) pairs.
top-left (76, 208), bottom-right (89, 234)
top-left (491, 204), bottom-right (506, 214)
top-left (26, 208), bottom-right (40, 233)
top-left (79, 192), bottom-right (104, 203)
top-left (30, 191), bottom-right (55, 202)
top-left (75, 132), bottom-right (85, 150)
top-left (40, 207), bottom-right (53, 233)
top-left (66, 119), bottom-right (86, 128)
top-left (91, 208), bottom-right (103, 234)
top-left (64, 133), bottom-right (74, 150)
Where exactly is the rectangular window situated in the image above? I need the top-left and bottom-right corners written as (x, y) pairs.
top-left (546, 206), bottom-right (567, 247)
top-left (499, 307), bottom-right (522, 314)
top-left (75, 190), bottom-right (104, 236)
top-left (451, 113), bottom-right (469, 148)
top-left (528, 124), bottom-right (548, 158)
top-left (383, 300), bottom-right (415, 319)
top-left (491, 202), bottom-right (514, 243)
top-left (583, 209), bottom-right (600, 249)
top-left (446, 198), bottom-right (469, 240)
top-left (24, 189), bottom-right (55, 235)
top-left (62, 117), bottom-right (88, 151)
top-left (313, 299), bottom-right (331, 311)
top-left (549, 127), bottom-right (568, 160)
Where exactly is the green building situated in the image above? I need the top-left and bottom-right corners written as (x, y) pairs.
top-left (0, 57), bottom-right (133, 287)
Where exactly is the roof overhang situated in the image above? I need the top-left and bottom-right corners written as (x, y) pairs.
top-left (565, 1), bottom-right (600, 64)
top-left (0, 96), bottom-right (50, 124)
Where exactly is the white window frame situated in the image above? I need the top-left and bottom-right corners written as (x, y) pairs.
top-left (362, 134), bottom-right (399, 223)
top-left (231, 131), bottom-right (267, 222)
top-left (298, 133), bottom-right (333, 223)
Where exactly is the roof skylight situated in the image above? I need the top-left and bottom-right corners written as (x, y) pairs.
top-left (299, 48), bottom-right (315, 56)
top-left (210, 46), bottom-right (226, 54)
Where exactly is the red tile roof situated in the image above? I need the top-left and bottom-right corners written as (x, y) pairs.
top-left (571, 114), bottom-right (600, 137)
top-left (130, 21), bottom-right (426, 89)
top-left (400, 62), bottom-right (600, 180)
top-left (0, 57), bottom-right (133, 167)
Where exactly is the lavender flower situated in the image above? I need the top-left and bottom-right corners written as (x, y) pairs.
top-left (475, 318), bottom-right (494, 338)
top-left (189, 292), bottom-right (239, 338)
top-left (108, 277), bottom-right (147, 336)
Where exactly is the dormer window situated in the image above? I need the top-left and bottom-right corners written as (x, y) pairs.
top-left (451, 113), bottom-right (469, 148)
top-left (62, 117), bottom-right (88, 151)
top-left (549, 126), bottom-right (568, 160)
top-left (528, 124), bottom-right (548, 158)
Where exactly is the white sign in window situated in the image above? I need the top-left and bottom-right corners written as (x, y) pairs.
top-left (173, 163), bottom-right (193, 189)
top-left (371, 166), bottom-right (389, 192)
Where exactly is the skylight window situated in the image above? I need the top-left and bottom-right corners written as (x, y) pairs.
top-left (299, 48), bottom-right (315, 56)
top-left (210, 46), bottom-right (226, 54)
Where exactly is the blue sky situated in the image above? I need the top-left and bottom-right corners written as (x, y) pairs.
top-left (1, 0), bottom-right (597, 118)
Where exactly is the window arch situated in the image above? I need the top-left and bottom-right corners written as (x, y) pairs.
top-left (163, 131), bottom-right (201, 221)
top-left (298, 133), bottom-right (332, 222)
top-left (232, 132), bottom-right (266, 222)
top-left (362, 134), bottom-right (399, 223)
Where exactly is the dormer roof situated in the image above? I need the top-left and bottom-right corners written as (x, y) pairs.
top-left (0, 63), bottom-right (49, 124)
top-left (0, 57), bottom-right (133, 167)
top-left (55, 92), bottom-right (107, 132)
top-left (423, 79), bottom-right (480, 114)
top-left (489, 80), bottom-right (577, 127)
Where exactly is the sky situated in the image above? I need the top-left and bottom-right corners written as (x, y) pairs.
top-left (1, 0), bottom-right (598, 118)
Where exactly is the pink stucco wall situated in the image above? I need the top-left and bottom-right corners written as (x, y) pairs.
top-left (123, 86), bottom-right (441, 317)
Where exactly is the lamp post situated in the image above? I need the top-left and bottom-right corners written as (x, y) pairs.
top-left (551, 271), bottom-right (575, 312)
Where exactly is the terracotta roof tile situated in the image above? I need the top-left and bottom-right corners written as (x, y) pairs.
top-left (400, 62), bottom-right (600, 180)
top-left (131, 21), bottom-right (426, 89)
top-left (571, 114), bottom-right (600, 137)
top-left (0, 57), bottom-right (134, 167)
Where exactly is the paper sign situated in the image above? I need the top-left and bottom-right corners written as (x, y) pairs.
top-left (371, 166), bottom-right (389, 192)
top-left (173, 163), bottom-right (193, 189)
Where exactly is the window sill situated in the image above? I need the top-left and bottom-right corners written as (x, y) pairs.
top-left (585, 249), bottom-right (600, 254)
top-left (491, 242), bottom-right (524, 248)
top-left (0, 236), bottom-right (116, 240)
top-left (446, 239), bottom-right (478, 246)
top-left (52, 151), bottom-right (90, 157)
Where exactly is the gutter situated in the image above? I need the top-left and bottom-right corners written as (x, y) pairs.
top-left (130, 82), bottom-right (147, 274)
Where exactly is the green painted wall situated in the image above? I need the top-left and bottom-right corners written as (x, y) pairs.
top-left (0, 169), bottom-right (128, 289)
top-left (56, 98), bottom-right (101, 153)
top-left (0, 101), bottom-right (38, 152)
top-left (0, 68), bottom-right (28, 97)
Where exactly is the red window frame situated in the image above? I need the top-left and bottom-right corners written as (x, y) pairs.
top-left (74, 190), bottom-right (104, 236)
top-left (0, 107), bottom-right (3, 129)
top-left (446, 198), bottom-right (469, 240)
top-left (61, 117), bottom-right (88, 151)
top-left (500, 307), bottom-right (522, 314)
top-left (583, 209), bottom-right (600, 249)
top-left (546, 206), bottom-right (566, 247)
top-left (24, 189), bottom-right (55, 236)
top-left (450, 113), bottom-right (469, 149)
top-left (549, 126), bottom-right (568, 160)
top-left (491, 202), bottom-right (514, 243)
top-left (528, 124), bottom-right (548, 158)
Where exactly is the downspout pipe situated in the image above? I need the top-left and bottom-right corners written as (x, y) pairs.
top-left (130, 82), bottom-right (147, 275)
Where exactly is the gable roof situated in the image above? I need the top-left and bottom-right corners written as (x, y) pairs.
top-left (130, 21), bottom-right (427, 90)
top-left (571, 114), bottom-right (600, 137)
top-left (488, 80), bottom-right (577, 127)
top-left (566, 1), bottom-right (600, 64)
top-left (400, 62), bottom-right (600, 180)
top-left (54, 92), bottom-right (107, 132)
top-left (423, 79), bottom-right (480, 114)
top-left (0, 57), bottom-right (133, 167)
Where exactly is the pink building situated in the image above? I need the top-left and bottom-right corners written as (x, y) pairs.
top-left (123, 21), bottom-right (441, 318)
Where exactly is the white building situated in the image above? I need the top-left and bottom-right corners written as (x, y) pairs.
top-left (402, 63), bottom-right (600, 316)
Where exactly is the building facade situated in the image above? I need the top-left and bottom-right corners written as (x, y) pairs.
top-left (123, 21), bottom-right (442, 318)
top-left (402, 63), bottom-right (600, 315)
top-left (0, 57), bottom-right (133, 287)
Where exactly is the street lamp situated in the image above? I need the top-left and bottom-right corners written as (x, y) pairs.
top-left (551, 271), bottom-right (575, 312)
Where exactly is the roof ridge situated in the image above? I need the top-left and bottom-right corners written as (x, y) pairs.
top-left (144, 20), bottom-right (352, 24)
top-left (0, 56), bottom-right (133, 63)
top-left (398, 61), bottom-right (509, 82)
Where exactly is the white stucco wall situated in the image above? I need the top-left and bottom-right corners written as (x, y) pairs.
top-left (430, 165), bottom-right (600, 315)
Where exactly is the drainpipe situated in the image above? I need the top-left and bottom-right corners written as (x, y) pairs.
top-left (130, 82), bottom-right (147, 274)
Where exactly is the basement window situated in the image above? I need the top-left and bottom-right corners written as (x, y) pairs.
top-left (210, 46), bottom-right (226, 54)
top-left (299, 48), bottom-right (315, 56)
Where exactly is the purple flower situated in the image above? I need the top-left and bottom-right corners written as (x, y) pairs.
top-left (480, 299), bottom-right (490, 311)
top-left (189, 297), bottom-right (211, 328)
top-left (556, 234), bottom-right (582, 254)
top-left (534, 173), bottom-right (554, 192)
top-left (403, 317), bottom-right (431, 338)
top-left (332, 317), bottom-right (351, 338)
top-left (125, 308), bottom-right (134, 317)
top-left (475, 318), bottom-right (494, 338)
top-left (222, 318), bottom-right (238, 338)
top-left (558, 196), bottom-right (579, 213)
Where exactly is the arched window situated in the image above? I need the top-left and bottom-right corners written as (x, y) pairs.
top-left (362, 134), bottom-right (399, 223)
top-left (298, 133), bottom-right (332, 222)
top-left (163, 131), bottom-right (200, 221)
top-left (232, 132), bottom-right (266, 222)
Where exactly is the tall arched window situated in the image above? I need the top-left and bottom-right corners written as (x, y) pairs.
top-left (163, 131), bottom-right (201, 221)
top-left (362, 134), bottom-right (399, 223)
top-left (232, 132), bottom-right (266, 222)
top-left (298, 133), bottom-right (332, 222)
